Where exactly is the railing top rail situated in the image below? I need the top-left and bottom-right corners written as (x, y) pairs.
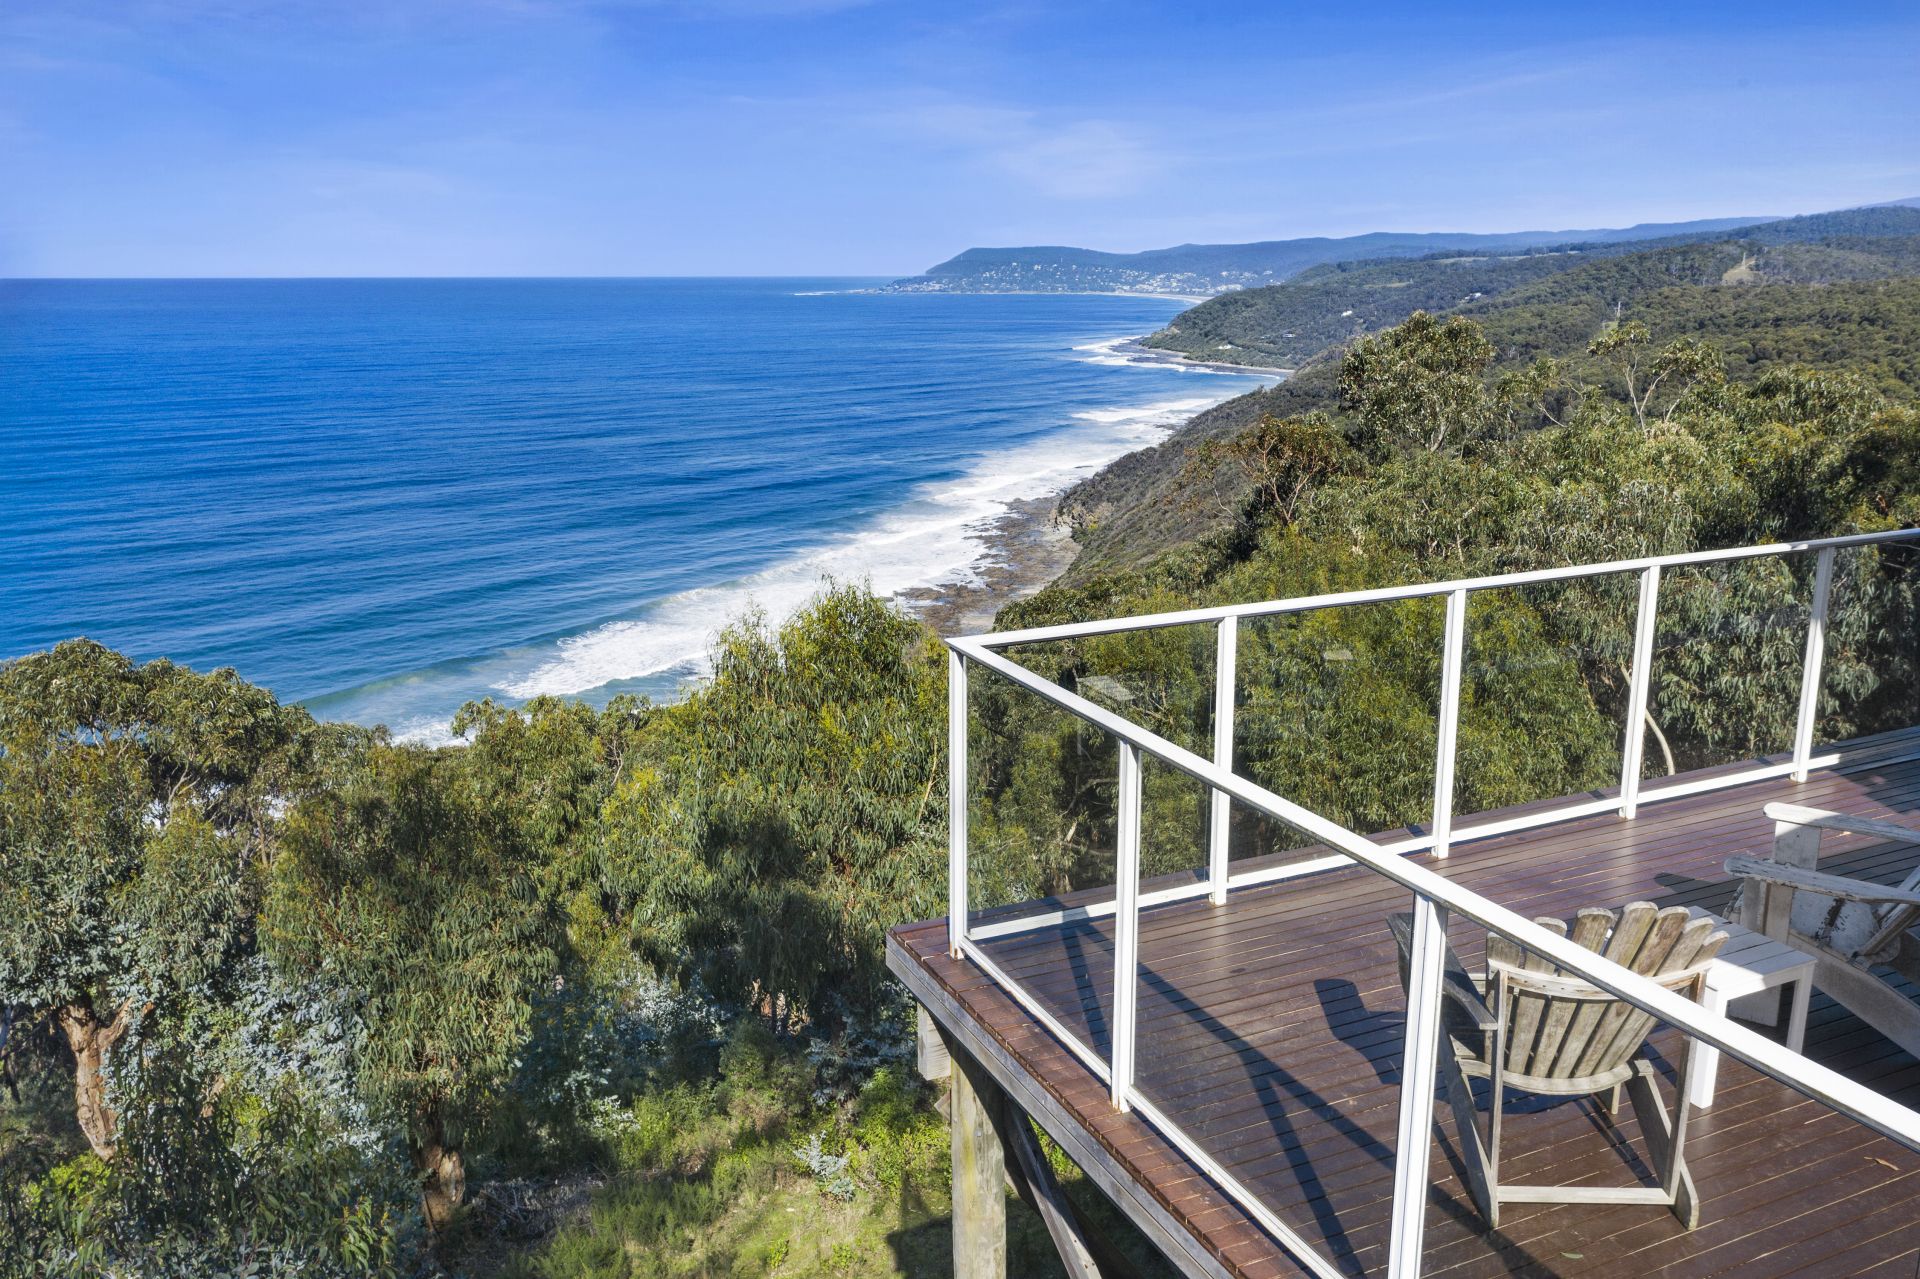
top-left (946, 632), bottom-right (1920, 1153)
top-left (968, 527), bottom-right (1920, 650)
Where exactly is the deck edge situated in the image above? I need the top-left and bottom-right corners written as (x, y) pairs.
top-left (888, 925), bottom-right (1297, 1279)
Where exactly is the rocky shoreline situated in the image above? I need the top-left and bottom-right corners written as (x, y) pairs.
top-left (895, 495), bottom-right (1080, 636)
top-left (1107, 336), bottom-right (1291, 377)
top-left (896, 345), bottom-right (1283, 636)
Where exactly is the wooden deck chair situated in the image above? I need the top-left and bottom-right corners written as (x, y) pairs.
top-left (1725, 802), bottom-right (1920, 1059)
top-left (1390, 903), bottom-right (1726, 1229)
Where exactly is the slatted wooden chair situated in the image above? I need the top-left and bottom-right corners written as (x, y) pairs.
top-left (1390, 902), bottom-right (1727, 1229)
top-left (1725, 802), bottom-right (1920, 1059)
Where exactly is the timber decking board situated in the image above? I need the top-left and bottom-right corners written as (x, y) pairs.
top-left (890, 733), bottom-right (1920, 1278)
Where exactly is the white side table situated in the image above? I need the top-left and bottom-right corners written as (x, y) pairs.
top-left (1685, 907), bottom-right (1815, 1109)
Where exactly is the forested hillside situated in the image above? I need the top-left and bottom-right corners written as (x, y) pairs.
top-left (1137, 248), bottom-right (1592, 367)
top-left (1138, 206), bottom-right (1920, 368)
top-left (0, 595), bottom-right (1186, 1279)
top-left (884, 213), bottom-right (1781, 295)
top-left (1063, 212), bottom-right (1920, 579)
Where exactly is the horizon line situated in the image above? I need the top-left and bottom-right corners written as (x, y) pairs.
top-left (0, 273), bottom-right (920, 284)
top-left (7, 193), bottom-right (1917, 284)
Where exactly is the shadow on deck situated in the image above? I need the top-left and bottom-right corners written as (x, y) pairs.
top-left (888, 732), bottom-right (1920, 1279)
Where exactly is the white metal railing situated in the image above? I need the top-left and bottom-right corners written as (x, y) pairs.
top-left (943, 528), bottom-right (1920, 1279)
top-left (962, 529), bottom-right (1920, 943)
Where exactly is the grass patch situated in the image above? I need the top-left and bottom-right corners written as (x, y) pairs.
top-left (488, 1029), bottom-right (1179, 1279)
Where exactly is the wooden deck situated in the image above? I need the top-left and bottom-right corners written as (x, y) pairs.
top-left (888, 733), bottom-right (1920, 1278)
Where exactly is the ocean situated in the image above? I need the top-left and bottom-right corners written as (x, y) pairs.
top-left (1, 278), bottom-right (1272, 740)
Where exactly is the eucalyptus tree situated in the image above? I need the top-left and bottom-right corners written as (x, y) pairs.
top-left (1182, 412), bottom-right (1357, 527)
top-left (264, 742), bottom-right (563, 1232)
top-left (1587, 321), bottom-right (1726, 433)
top-left (604, 583), bottom-right (947, 1028)
top-left (0, 640), bottom-right (310, 1158)
top-left (1338, 310), bottom-right (1498, 454)
top-left (451, 693), bottom-right (653, 976)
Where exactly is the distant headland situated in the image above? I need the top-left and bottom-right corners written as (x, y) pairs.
top-left (880, 198), bottom-right (1920, 298)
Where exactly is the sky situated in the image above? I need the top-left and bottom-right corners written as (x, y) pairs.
top-left (3, 1), bottom-right (1919, 277)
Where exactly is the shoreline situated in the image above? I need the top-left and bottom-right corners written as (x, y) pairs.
top-left (895, 340), bottom-right (1283, 638)
top-left (1105, 336), bottom-right (1292, 377)
top-left (340, 327), bottom-right (1274, 739)
top-left (894, 494), bottom-right (1080, 637)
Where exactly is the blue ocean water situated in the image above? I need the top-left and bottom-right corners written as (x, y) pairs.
top-left (1, 278), bottom-right (1270, 738)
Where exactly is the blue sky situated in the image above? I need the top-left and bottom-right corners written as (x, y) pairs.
top-left (4, 1), bottom-right (1918, 276)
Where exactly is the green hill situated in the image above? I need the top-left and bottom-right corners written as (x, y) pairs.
top-left (1138, 249), bottom-right (1595, 368)
top-left (883, 213), bottom-right (1781, 296)
top-left (1137, 206), bottom-right (1920, 370)
top-left (1059, 216), bottom-right (1920, 580)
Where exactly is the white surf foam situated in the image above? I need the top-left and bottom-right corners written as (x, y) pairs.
top-left (1070, 395), bottom-right (1218, 425)
top-left (391, 716), bottom-right (469, 749)
top-left (490, 388), bottom-right (1254, 703)
top-left (1072, 336), bottom-right (1148, 367)
top-left (1072, 334), bottom-right (1283, 377)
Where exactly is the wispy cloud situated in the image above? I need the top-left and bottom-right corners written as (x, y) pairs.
top-left (280, 158), bottom-right (464, 203)
top-left (987, 119), bottom-right (1160, 199)
top-left (889, 99), bottom-right (1167, 199)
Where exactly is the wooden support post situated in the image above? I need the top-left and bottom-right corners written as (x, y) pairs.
top-left (938, 1018), bottom-right (1109, 1279)
top-left (916, 1004), bottom-right (954, 1119)
top-left (916, 1005), bottom-right (951, 1082)
top-left (948, 1032), bottom-right (1008, 1279)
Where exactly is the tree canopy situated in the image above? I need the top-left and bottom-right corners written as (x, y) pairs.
top-left (0, 640), bottom-right (314, 1159)
top-left (266, 742), bottom-right (565, 1231)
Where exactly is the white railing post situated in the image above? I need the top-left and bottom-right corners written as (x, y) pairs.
top-left (1430, 589), bottom-right (1468, 859)
top-left (1388, 895), bottom-right (1447, 1279)
top-left (1792, 547), bottom-right (1837, 783)
top-left (948, 648), bottom-right (969, 957)
top-left (1208, 617), bottom-right (1237, 903)
top-left (1620, 565), bottom-right (1662, 818)
top-left (1111, 740), bottom-right (1143, 1111)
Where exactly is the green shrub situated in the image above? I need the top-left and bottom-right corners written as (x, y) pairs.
top-left (850, 1069), bottom-right (945, 1198)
